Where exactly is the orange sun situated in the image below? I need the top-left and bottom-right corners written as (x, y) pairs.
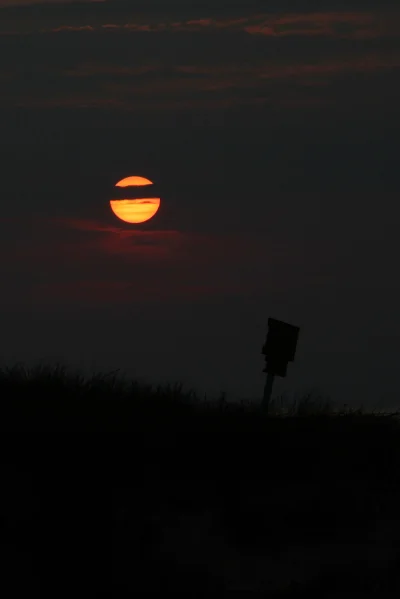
top-left (110, 176), bottom-right (161, 224)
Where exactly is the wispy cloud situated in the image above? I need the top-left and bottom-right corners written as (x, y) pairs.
top-left (1, 5), bottom-right (399, 39)
top-left (10, 50), bottom-right (399, 112)
top-left (0, 0), bottom-right (104, 5)
top-left (32, 276), bottom-right (246, 305)
top-left (244, 11), bottom-right (395, 39)
top-left (27, 12), bottom-right (400, 40)
top-left (1, 2), bottom-right (398, 119)
top-left (0, 215), bottom-right (277, 306)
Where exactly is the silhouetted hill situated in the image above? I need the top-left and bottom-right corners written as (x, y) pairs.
top-left (1, 363), bottom-right (400, 595)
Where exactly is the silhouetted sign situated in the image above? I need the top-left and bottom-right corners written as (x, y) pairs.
top-left (261, 318), bottom-right (300, 378)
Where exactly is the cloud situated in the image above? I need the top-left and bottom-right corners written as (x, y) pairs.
top-left (38, 13), bottom-right (392, 39)
top-left (53, 216), bottom-right (252, 262)
top-left (50, 24), bottom-right (95, 32)
top-left (0, 0), bottom-right (104, 5)
top-left (19, 13), bottom-right (400, 40)
top-left (0, 0), bottom-right (398, 129)
top-left (244, 12), bottom-right (393, 39)
top-left (1, 0), bottom-right (398, 115)
top-left (32, 276), bottom-right (246, 305)
top-left (0, 214), bottom-right (300, 308)
top-left (1, 1), bottom-right (399, 39)
top-left (8, 49), bottom-right (399, 113)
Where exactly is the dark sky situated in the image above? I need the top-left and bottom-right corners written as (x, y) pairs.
top-left (1, 0), bottom-right (399, 409)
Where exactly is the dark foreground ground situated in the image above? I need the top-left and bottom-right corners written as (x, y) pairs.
top-left (1, 365), bottom-right (400, 596)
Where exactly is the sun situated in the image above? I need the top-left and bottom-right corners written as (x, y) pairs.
top-left (110, 176), bottom-right (161, 224)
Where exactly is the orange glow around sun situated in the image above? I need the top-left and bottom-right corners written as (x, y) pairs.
top-left (110, 176), bottom-right (161, 224)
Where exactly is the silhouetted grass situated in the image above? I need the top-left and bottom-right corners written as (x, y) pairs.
top-left (1, 362), bottom-right (400, 595)
top-left (1, 361), bottom-right (399, 432)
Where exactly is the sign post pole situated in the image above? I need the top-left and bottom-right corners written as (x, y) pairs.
top-left (262, 372), bottom-right (275, 414)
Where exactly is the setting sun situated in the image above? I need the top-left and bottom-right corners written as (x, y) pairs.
top-left (110, 176), bottom-right (161, 224)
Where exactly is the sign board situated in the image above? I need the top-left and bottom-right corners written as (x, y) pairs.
top-left (262, 318), bottom-right (300, 378)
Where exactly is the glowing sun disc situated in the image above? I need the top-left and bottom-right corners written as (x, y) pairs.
top-left (110, 198), bottom-right (160, 224)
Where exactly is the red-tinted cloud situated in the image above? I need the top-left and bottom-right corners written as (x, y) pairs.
top-left (0, 0), bottom-right (104, 5)
top-left (244, 11), bottom-right (393, 39)
top-left (2, 215), bottom-right (285, 307)
top-left (1, 2), bottom-right (398, 114)
top-left (1, 8), bottom-right (399, 39)
top-left (10, 49), bottom-right (399, 113)
top-left (41, 11), bottom-right (400, 40)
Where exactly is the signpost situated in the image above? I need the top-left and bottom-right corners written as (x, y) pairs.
top-left (261, 318), bottom-right (300, 414)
